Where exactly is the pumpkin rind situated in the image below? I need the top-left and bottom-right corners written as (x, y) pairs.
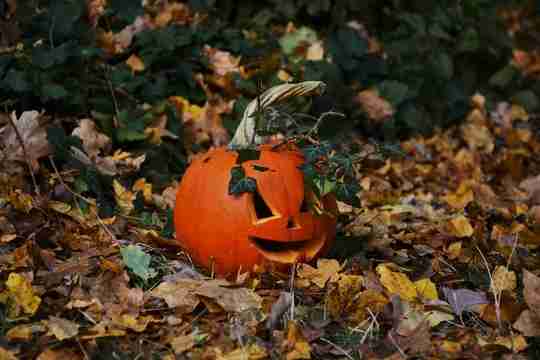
top-left (174, 145), bottom-right (337, 276)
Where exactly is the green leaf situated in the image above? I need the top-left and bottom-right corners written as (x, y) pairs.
top-left (398, 13), bottom-right (426, 35)
top-left (279, 26), bottom-right (318, 56)
top-left (377, 80), bottom-right (410, 107)
top-left (314, 176), bottom-right (336, 196)
top-left (489, 65), bottom-right (518, 89)
top-left (430, 52), bottom-right (453, 80)
top-left (4, 69), bottom-right (30, 92)
top-left (41, 83), bottom-right (68, 100)
top-left (457, 28), bottom-right (480, 53)
top-left (120, 245), bottom-right (157, 281)
top-left (161, 209), bottom-right (174, 238)
top-left (512, 90), bottom-right (539, 112)
top-left (109, 0), bottom-right (143, 23)
top-left (335, 181), bottom-right (360, 207)
top-left (228, 166), bottom-right (257, 196)
top-left (116, 110), bottom-right (147, 143)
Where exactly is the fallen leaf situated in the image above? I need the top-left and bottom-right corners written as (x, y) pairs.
top-left (492, 266), bottom-right (517, 293)
top-left (442, 287), bottom-right (488, 316)
top-left (125, 54), bottom-right (145, 72)
top-left (113, 180), bottom-right (136, 215)
top-left (376, 264), bottom-right (417, 302)
top-left (284, 321), bottom-right (311, 360)
top-left (150, 279), bottom-right (201, 311)
top-left (0, 273), bottom-right (41, 318)
top-left (414, 278), bottom-right (438, 301)
top-left (216, 343), bottom-right (268, 360)
top-left (447, 215), bottom-right (474, 238)
top-left (195, 281), bottom-right (263, 313)
top-left (154, 2), bottom-right (191, 27)
top-left (0, 110), bottom-right (50, 170)
top-left (36, 348), bottom-right (83, 360)
top-left (355, 89), bottom-right (394, 122)
top-left (170, 334), bottom-right (196, 355)
top-left (442, 182), bottom-right (474, 209)
top-left (71, 119), bottom-right (111, 159)
top-left (6, 323), bottom-right (45, 341)
top-left (203, 45), bottom-right (241, 77)
top-left (297, 258), bottom-right (342, 288)
top-left (514, 309), bottom-right (540, 336)
top-left (523, 269), bottom-right (540, 312)
top-left (44, 316), bottom-right (79, 341)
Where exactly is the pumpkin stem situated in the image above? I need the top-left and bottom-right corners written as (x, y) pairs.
top-left (228, 81), bottom-right (326, 149)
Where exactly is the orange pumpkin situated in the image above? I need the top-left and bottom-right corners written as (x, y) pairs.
top-left (174, 144), bottom-right (337, 276)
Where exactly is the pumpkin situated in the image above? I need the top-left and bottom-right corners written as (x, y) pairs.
top-left (174, 143), bottom-right (337, 276)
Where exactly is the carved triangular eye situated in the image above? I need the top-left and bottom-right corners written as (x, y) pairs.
top-left (253, 190), bottom-right (273, 219)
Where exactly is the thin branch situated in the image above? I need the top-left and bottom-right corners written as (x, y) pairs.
top-left (320, 338), bottom-right (354, 360)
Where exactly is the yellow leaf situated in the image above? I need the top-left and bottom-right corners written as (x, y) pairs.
top-left (376, 264), bottom-right (417, 302)
top-left (492, 266), bottom-right (516, 293)
top-left (48, 200), bottom-right (72, 214)
top-left (297, 259), bottom-right (341, 288)
top-left (446, 241), bottom-right (462, 260)
top-left (6, 323), bottom-right (45, 341)
top-left (0, 273), bottom-right (41, 318)
top-left (352, 289), bottom-right (388, 324)
top-left (440, 340), bottom-right (462, 353)
top-left (414, 278), bottom-right (438, 301)
top-left (442, 182), bottom-right (474, 209)
top-left (447, 215), bottom-right (474, 238)
top-left (216, 344), bottom-right (268, 360)
top-left (125, 54), bottom-right (145, 72)
top-left (133, 178), bottom-right (153, 203)
top-left (113, 179), bottom-right (135, 215)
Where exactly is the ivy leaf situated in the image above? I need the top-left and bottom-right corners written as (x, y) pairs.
top-left (302, 142), bottom-right (332, 163)
top-left (41, 83), bottom-right (68, 100)
top-left (120, 245), bottom-right (157, 281)
top-left (4, 69), bottom-right (30, 92)
top-left (377, 80), bottom-right (410, 107)
top-left (429, 52), bottom-right (453, 80)
top-left (335, 181), bottom-right (360, 207)
top-left (109, 0), bottom-right (144, 23)
top-left (115, 110), bottom-right (146, 143)
top-left (228, 166), bottom-right (257, 196)
top-left (314, 176), bottom-right (336, 196)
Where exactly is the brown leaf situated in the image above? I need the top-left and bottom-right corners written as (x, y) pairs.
top-left (125, 54), bottom-right (145, 72)
top-left (36, 348), bottom-right (83, 360)
top-left (514, 309), bottom-right (540, 336)
top-left (44, 316), bottom-right (80, 341)
top-left (87, 0), bottom-right (106, 27)
top-left (195, 281), bottom-right (263, 313)
top-left (297, 259), bottom-right (342, 288)
top-left (150, 279), bottom-right (201, 312)
top-left (71, 118), bottom-right (111, 159)
top-left (203, 45), bottom-right (241, 77)
top-left (523, 269), bottom-right (540, 314)
top-left (355, 89), bottom-right (394, 122)
top-left (0, 111), bottom-right (50, 170)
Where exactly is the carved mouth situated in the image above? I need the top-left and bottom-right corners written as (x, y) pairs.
top-left (249, 235), bottom-right (326, 263)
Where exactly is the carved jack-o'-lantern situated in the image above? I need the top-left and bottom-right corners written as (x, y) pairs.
top-left (174, 144), bottom-right (337, 276)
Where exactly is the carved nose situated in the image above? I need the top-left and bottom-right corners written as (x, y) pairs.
top-left (287, 217), bottom-right (297, 229)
